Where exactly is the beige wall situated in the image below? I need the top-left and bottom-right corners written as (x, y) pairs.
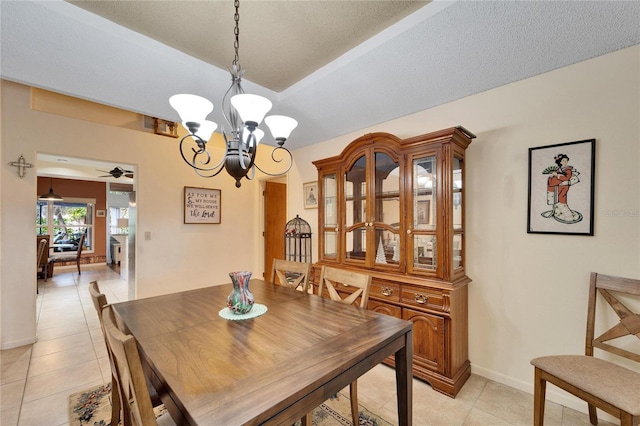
top-left (1, 80), bottom-right (268, 348)
top-left (2, 44), bottom-right (638, 415)
top-left (288, 45), bottom-right (640, 413)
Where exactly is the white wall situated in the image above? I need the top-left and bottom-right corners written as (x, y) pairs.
top-left (289, 45), bottom-right (640, 412)
top-left (1, 80), bottom-right (266, 348)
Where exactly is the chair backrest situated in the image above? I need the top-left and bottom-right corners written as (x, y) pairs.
top-left (76, 234), bottom-right (86, 258)
top-left (37, 238), bottom-right (48, 267)
top-left (89, 281), bottom-right (126, 409)
top-left (586, 272), bottom-right (640, 363)
top-left (102, 304), bottom-right (158, 426)
top-left (89, 281), bottom-right (108, 333)
top-left (270, 259), bottom-right (312, 293)
top-left (318, 265), bottom-right (372, 308)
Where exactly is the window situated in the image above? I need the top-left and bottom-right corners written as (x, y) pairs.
top-left (36, 198), bottom-right (95, 253)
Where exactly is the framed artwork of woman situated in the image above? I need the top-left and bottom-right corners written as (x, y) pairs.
top-left (527, 139), bottom-right (595, 235)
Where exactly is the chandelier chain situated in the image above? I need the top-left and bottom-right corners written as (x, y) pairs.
top-left (233, 0), bottom-right (240, 69)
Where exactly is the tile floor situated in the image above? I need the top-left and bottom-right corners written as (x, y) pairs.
top-left (1, 265), bottom-right (612, 426)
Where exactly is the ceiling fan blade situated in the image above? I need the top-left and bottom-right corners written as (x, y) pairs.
top-left (124, 173), bottom-right (134, 178)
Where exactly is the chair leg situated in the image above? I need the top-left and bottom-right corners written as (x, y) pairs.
top-left (349, 380), bottom-right (359, 425)
top-left (77, 259), bottom-right (81, 275)
top-left (533, 368), bottom-right (546, 426)
top-left (300, 412), bottom-right (312, 425)
top-left (619, 411), bottom-right (634, 426)
top-left (588, 403), bottom-right (598, 425)
top-left (110, 376), bottom-right (122, 426)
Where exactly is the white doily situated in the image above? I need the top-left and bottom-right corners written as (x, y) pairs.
top-left (218, 303), bottom-right (268, 321)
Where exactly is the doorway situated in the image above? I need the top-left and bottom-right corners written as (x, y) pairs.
top-left (263, 181), bottom-right (287, 280)
top-left (36, 154), bottom-right (136, 296)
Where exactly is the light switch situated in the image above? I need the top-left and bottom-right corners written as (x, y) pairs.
top-left (145, 231), bottom-right (151, 240)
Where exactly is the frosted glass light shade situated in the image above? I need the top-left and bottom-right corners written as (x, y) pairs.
top-left (188, 120), bottom-right (217, 142)
top-left (265, 115), bottom-right (298, 140)
top-left (230, 94), bottom-right (272, 124)
top-left (243, 128), bottom-right (264, 146)
top-left (169, 94), bottom-right (213, 123)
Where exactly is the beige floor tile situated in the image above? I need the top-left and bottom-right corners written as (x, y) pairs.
top-left (561, 406), bottom-right (616, 426)
top-left (22, 359), bottom-right (102, 403)
top-left (31, 332), bottom-right (93, 358)
top-left (0, 355), bottom-right (30, 385)
top-left (475, 380), bottom-right (563, 426)
top-left (19, 394), bottom-right (69, 426)
top-left (0, 346), bottom-right (32, 366)
top-left (18, 381), bottom-right (100, 426)
top-left (1, 406), bottom-right (20, 426)
top-left (464, 407), bottom-right (513, 425)
top-left (0, 380), bottom-right (26, 410)
top-left (27, 345), bottom-right (97, 377)
top-left (34, 322), bottom-right (89, 342)
top-left (357, 364), bottom-right (399, 408)
top-left (97, 356), bottom-right (112, 383)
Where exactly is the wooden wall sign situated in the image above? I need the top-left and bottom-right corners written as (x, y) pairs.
top-left (184, 187), bottom-right (221, 224)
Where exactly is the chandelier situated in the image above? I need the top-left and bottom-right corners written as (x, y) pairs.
top-left (169, 0), bottom-right (297, 188)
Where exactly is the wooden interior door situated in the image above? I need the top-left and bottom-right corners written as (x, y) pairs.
top-left (264, 181), bottom-right (287, 280)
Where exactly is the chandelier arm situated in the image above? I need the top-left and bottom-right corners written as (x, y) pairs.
top-left (252, 146), bottom-right (294, 176)
top-left (179, 134), bottom-right (227, 173)
top-left (237, 130), bottom-right (258, 172)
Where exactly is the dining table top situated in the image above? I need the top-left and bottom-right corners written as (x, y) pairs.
top-left (111, 279), bottom-right (413, 425)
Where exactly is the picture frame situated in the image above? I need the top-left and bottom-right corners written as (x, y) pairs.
top-left (527, 139), bottom-right (595, 235)
top-left (303, 181), bottom-right (318, 209)
top-left (184, 187), bottom-right (221, 224)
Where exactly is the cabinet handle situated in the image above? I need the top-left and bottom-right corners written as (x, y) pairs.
top-left (335, 227), bottom-right (339, 232)
top-left (414, 293), bottom-right (429, 304)
top-left (407, 229), bottom-right (412, 234)
top-left (381, 287), bottom-right (393, 296)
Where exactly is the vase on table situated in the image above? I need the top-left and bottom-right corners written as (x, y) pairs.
top-left (227, 271), bottom-right (254, 314)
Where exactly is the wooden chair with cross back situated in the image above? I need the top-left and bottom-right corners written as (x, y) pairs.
top-left (270, 258), bottom-right (312, 293)
top-left (530, 272), bottom-right (640, 426)
top-left (316, 265), bottom-right (373, 425)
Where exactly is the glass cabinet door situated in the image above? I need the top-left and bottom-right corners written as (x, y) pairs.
top-left (345, 155), bottom-right (367, 265)
top-left (373, 152), bottom-right (401, 269)
top-left (453, 155), bottom-right (464, 270)
top-left (321, 173), bottom-right (338, 260)
top-left (409, 154), bottom-right (438, 275)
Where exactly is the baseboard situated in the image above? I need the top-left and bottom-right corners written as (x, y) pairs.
top-left (1, 335), bottom-right (37, 350)
top-left (470, 363), bottom-right (618, 424)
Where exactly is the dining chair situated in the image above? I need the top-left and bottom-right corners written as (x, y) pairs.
top-left (317, 265), bottom-right (373, 425)
top-left (49, 233), bottom-right (85, 275)
top-left (102, 304), bottom-right (175, 426)
top-left (270, 258), bottom-right (312, 293)
top-left (89, 281), bottom-right (125, 426)
top-left (530, 272), bottom-right (640, 426)
top-left (36, 237), bottom-right (49, 285)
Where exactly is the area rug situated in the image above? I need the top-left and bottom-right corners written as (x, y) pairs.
top-left (69, 383), bottom-right (394, 426)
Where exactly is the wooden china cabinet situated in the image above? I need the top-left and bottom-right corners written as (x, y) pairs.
top-left (312, 126), bottom-right (475, 397)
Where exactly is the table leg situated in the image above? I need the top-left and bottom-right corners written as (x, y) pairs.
top-left (395, 329), bottom-right (413, 426)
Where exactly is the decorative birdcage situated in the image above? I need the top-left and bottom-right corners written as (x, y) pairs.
top-left (284, 215), bottom-right (312, 263)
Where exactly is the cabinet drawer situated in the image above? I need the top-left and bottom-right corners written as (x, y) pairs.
top-left (401, 285), bottom-right (448, 313)
top-left (368, 299), bottom-right (401, 318)
top-left (370, 280), bottom-right (400, 303)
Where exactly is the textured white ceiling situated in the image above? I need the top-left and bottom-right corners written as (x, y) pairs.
top-left (2, 0), bottom-right (639, 151)
top-left (66, 0), bottom-right (428, 92)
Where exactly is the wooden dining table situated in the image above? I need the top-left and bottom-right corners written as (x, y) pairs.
top-left (111, 279), bottom-right (413, 425)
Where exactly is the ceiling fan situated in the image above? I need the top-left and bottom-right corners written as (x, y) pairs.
top-left (97, 167), bottom-right (134, 179)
